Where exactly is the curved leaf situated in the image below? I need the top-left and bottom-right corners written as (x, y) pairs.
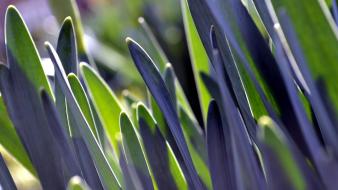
top-left (81, 63), bottom-right (123, 155)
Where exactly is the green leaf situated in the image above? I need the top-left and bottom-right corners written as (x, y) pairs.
top-left (68, 74), bottom-right (100, 143)
top-left (0, 96), bottom-right (35, 176)
top-left (5, 6), bottom-right (53, 99)
top-left (269, 0), bottom-right (338, 113)
top-left (181, 0), bottom-right (211, 122)
top-left (81, 63), bottom-right (123, 155)
top-left (258, 116), bottom-right (306, 190)
top-left (120, 112), bottom-right (154, 189)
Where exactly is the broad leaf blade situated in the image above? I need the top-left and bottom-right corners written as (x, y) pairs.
top-left (5, 6), bottom-right (53, 98)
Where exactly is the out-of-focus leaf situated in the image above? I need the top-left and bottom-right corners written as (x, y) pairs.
top-left (277, 12), bottom-right (338, 188)
top-left (258, 117), bottom-right (306, 190)
top-left (333, 0), bottom-right (338, 24)
top-left (206, 100), bottom-right (231, 190)
top-left (46, 42), bottom-right (121, 189)
top-left (120, 113), bottom-right (154, 190)
top-left (55, 17), bottom-right (78, 130)
top-left (68, 74), bottom-right (100, 143)
top-left (67, 176), bottom-right (91, 190)
top-left (0, 153), bottom-right (16, 190)
top-left (48, 0), bottom-right (85, 55)
top-left (138, 17), bottom-right (168, 72)
top-left (126, 38), bottom-right (203, 190)
top-left (81, 63), bottom-right (123, 155)
top-left (0, 96), bottom-right (35, 176)
top-left (138, 104), bottom-right (188, 190)
top-left (5, 6), bottom-right (53, 98)
top-left (85, 35), bottom-right (141, 83)
top-left (269, 0), bottom-right (338, 113)
top-left (181, 0), bottom-right (211, 122)
top-left (276, 8), bottom-right (338, 150)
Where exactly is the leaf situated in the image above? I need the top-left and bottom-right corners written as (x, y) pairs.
top-left (276, 12), bottom-right (338, 188)
top-left (40, 90), bottom-right (82, 180)
top-left (71, 135), bottom-right (104, 190)
top-left (126, 38), bottom-right (204, 190)
top-left (0, 153), bottom-right (17, 190)
top-left (138, 104), bottom-right (188, 190)
top-left (333, 0), bottom-right (338, 24)
top-left (258, 116), bottom-right (306, 190)
top-left (180, 0), bottom-right (211, 121)
top-left (210, 39), bottom-right (265, 189)
top-left (163, 65), bottom-right (177, 109)
top-left (138, 17), bottom-right (168, 72)
top-left (186, 0), bottom-right (270, 122)
top-left (81, 63), bottom-right (123, 155)
top-left (55, 17), bottom-right (78, 130)
top-left (269, 0), bottom-right (338, 113)
top-left (0, 62), bottom-right (65, 189)
top-left (5, 6), bottom-right (53, 99)
top-left (120, 112), bottom-right (154, 190)
top-left (68, 74), bottom-right (100, 143)
top-left (178, 107), bottom-right (212, 189)
top-left (206, 100), bottom-right (232, 190)
top-left (45, 42), bottom-right (121, 189)
top-left (47, 0), bottom-right (86, 56)
top-left (0, 96), bottom-right (35, 176)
